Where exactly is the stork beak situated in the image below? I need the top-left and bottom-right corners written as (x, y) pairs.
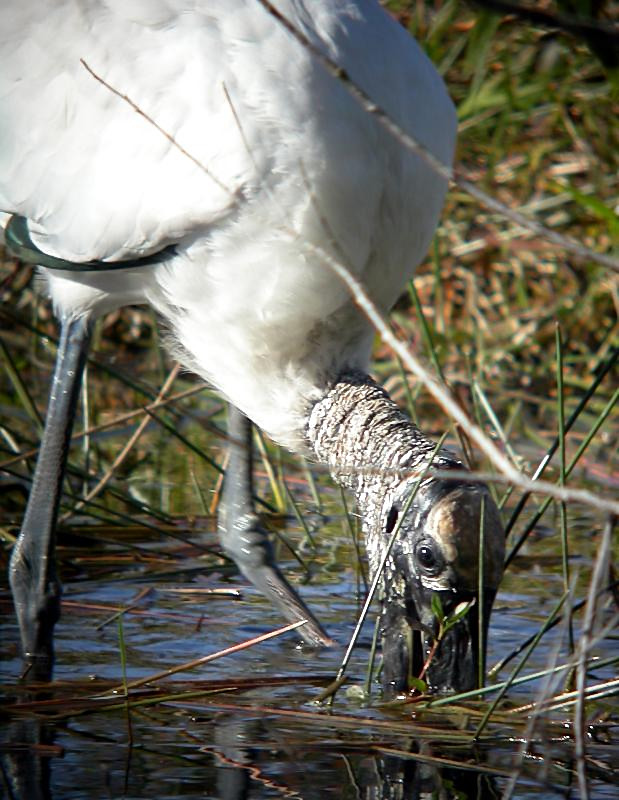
top-left (381, 478), bottom-right (504, 697)
top-left (419, 588), bottom-right (497, 693)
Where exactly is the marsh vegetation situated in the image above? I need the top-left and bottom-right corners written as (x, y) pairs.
top-left (1, 1), bottom-right (617, 797)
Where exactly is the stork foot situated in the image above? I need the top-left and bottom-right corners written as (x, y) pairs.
top-left (9, 544), bottom-right (60, 681)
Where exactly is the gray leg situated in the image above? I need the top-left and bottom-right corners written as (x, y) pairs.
top-left (218, 405), bottom-right (332, 647)
top-left (10, 314), bottom-right (92, 679)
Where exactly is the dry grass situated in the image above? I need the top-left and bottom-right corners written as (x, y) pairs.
top-left (0, 2), bottom-right (617, 797)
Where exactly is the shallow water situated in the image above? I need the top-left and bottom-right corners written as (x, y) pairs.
top-left (1, 309), bottom-right (617, 798)
top-left (1, 494), bottom-right (617, 799)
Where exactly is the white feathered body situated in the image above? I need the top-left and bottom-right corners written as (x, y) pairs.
top-left (0, 0), bottom-right (456, 450)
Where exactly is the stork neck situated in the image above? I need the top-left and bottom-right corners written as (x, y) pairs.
top-left (306, 371), bottom-right (444, 527)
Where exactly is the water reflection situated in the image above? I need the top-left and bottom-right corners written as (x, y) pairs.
top-left (2, 715), bottom-right (53, 800)
top-left (211, 715), bottom-right (501, 800)
top-left (1, 504), bottom-right (616, 799)
top-left (365, 750), bottom-right (499, 800)
top-left (2, 711), bottom-right (501, 800)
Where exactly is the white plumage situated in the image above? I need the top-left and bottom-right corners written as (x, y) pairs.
top-left (1, 0), bottom-right (456, 451)
top-left (3, 1), bottom-right (503, 697)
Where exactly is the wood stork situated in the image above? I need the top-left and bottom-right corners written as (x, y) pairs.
top-left (1, 0), bottom-right (504, 693)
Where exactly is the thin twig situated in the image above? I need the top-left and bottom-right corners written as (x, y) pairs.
top-left (0, 380), bottom-right (209, 472)
top-left (504, 346), bottom-right (618, 537)
top-left (103, 618), bottom-right (308, 694)
top-left (489, 579), bottom-right (619, 675)
top-left (574, 516), bottom-right (614, 800)
top-left (80, 59), bottom-right (233, 197)
top-left (473, 592), bottom-right (568, 739)
top-left (315, 435), bottom-right (448, 703)
top-left (256, 0), bottom-right (619, 272)
top-left (426, 653), bottom-right (618, 708)
top-left (506, 385), bottom-right (619, 564)
top-left (59, 364), bottom-right (181, 522)
top-left (294, 236), bottom-right (619, 516)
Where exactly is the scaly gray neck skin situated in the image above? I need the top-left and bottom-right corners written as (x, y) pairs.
top-left (306, 370), bottom-right (461, 575)
top-left (307, 370), bottom-right (505, 696)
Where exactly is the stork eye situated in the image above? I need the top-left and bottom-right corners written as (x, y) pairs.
top-left (385, 505), bottom-right (399, 533)
top-left (416, 542), bottom-right (439, 572)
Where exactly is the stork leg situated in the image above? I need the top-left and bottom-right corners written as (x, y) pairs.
top-left (10, 314), bottom-right (92, 679)
top-left (218, 405), bottom-right (332, 647)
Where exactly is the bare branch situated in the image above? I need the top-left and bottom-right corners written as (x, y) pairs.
top-left (256, 0), bottom-right (619, 272)
top-left (293, 233), bottom-right (619, 515)
top-left (574, 515), bottom-right (614, 800)
top-left (80, 18), bottom-right (619, 516)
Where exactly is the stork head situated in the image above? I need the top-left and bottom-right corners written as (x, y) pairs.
top-left (379, 475), bottom-right (505, 696)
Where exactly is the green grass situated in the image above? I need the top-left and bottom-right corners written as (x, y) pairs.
top-left (0, 2), bottom-right (617, 796)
